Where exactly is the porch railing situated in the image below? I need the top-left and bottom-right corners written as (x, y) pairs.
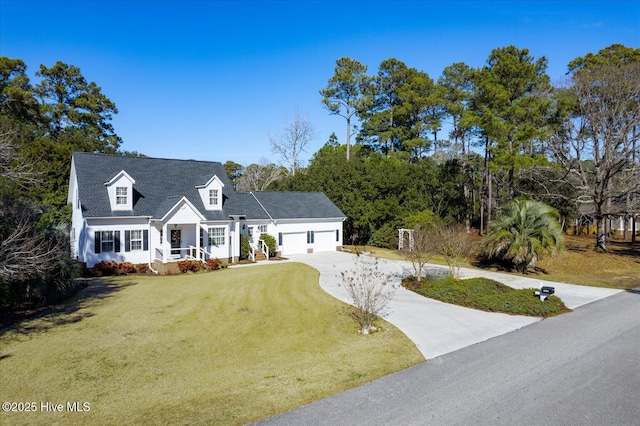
top-left (249, 239), bottom-right (269, 262)
top-left (258, 239), bottom-right (270, 261)
top-left (154, 246), bottom-right (212, 263)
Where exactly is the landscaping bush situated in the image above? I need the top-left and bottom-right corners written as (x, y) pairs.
top-left (93, 261), bottom-right (116, 276)
top-left (240, 234), bottom-right (251, 260)
top-left (259, 233), bottom-right (277, 257)
top-left (205, 257), bottom-right (222, 271)
top-left (402, 275), bottom-right (568, 317)
top-left (177, 260), bottom-right (202, 273)
top-left (92, 261), bottom-right (150, 276)
top-left (135, 263), bottom-right (150, 274)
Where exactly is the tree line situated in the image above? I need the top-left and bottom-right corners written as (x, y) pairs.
top-left (233, 44), bottom-right (640, 252)
top-left (286, 43), bottom-right (639, 251)
top-left (0, 58), bottom-right (131, 307)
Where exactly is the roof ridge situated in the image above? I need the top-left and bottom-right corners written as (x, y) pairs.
top-left (73, 152), bottom-right (223, 166)
top-left (250, 191), bottom-right (274, 221)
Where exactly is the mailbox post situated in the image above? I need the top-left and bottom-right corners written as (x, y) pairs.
top-left (535, 285), bottom-right (555, 301)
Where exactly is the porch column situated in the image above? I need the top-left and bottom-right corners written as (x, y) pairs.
top-left (195, 223), bottom-right (200, 260)
top-left (162, 223), bottom-right (168, 263)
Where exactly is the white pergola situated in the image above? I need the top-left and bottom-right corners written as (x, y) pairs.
top-left (398, 228), bottom-right (414, 251)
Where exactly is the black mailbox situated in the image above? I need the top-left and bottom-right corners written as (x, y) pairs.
top-left (535, 285), bottom-right (555, 301)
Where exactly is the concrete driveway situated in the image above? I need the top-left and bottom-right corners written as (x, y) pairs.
top-left (287, 251), bottom-right (621, 360)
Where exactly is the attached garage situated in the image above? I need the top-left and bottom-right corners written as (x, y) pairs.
top-left (314, 230), bottom-right (336, 253)
top-left (281, 232), bottom-right (307, 255)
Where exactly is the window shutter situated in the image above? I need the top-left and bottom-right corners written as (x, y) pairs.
top-left (143, 230), bottom-right (149, 251)
top-left (95, 232), bottom-right (101, 254)
top-left (114, 231), bottom-right (121, 252)
top-left (125, 230), bottom-right (131, 252)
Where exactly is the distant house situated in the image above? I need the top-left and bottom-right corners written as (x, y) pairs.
top-left (68, 153), bottom-right (346, 272)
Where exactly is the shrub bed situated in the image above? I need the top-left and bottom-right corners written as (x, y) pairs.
top-left (92, 261), bottom-right (149, 276)
top-left (402, 275), bottom-right (569, 317)
top-left (177, 258), bottom-right (224, 273)
top-left (177, 260), bottom-right (202, 273)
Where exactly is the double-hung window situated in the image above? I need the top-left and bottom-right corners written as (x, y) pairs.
top-left (130, 230), bottom-right (143, 251)
top-left (209, 189), bottom-right (219, 206)
top-left (101, 231), bottom-right (115, 252)
top-left (116, 187), bottom-right (127, 205)
top-left (258, 224), bottom-right (268, 233)
top-left (307, 230), bottom-right (314, 244)
top-left (208, 227), bottom-right (225, 246)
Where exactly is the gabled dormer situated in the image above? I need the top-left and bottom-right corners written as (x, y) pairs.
top-left (105, 170), bottom-right (136, 211)
top-left (196, 175), bottom-right (225, 211)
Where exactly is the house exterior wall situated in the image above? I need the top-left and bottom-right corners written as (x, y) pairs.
top-left (273, 218), bottom-right (343, 254)
top-left (202, 222), bottom-right (232, 260)
top-left (70, 184), bottom-right (84, 259)
top-left (81, 218), bottom-right (152, 267)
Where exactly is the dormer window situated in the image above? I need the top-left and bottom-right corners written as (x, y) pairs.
top-left (105, 170), bottom-right (135, 211)
top-left (197, 174), bottom-right (224, 211)
top-left (209, 189), bottom-right (219, 206)
top-left (116, 187), bottom-right (128, 205)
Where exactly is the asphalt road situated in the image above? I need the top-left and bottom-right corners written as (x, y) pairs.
top-left (256, 288), bottom-right (640, 426)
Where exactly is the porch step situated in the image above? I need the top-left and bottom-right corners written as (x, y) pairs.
top-left (255, 251), bottom-right (267, 261)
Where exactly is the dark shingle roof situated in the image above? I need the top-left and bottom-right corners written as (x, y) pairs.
top-left (223, 193), bottom-right (271, 220)
top-left (72, 153), bottom-right (346, 221)
top-left (73, 153), bottom-right (231, 220)
top-left (251, 191), bottom-right (346, 219)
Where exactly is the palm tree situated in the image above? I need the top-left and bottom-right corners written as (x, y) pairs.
top-left (482, 199), bottom-right (564, 273)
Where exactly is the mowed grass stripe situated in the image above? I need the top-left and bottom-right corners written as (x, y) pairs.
top-left (0, 263), bottom-right (423, 425)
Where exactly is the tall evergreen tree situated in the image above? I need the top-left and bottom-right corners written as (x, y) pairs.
top-left (473, 46), bottom-right (552, 199)
top-left (320, 57), bottom-right (369, 161)
top-left (23, 61), bottom-right (122, 226)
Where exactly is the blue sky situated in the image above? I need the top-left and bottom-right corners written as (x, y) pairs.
top-left (1, 0), bottom-right (638, 166)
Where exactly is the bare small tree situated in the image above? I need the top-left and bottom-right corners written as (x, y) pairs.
top-left (0, 130), bottom-right (41, 187)
top-left (236, 157), bottom-right (284, 192)
top-left (435, 224), bottom-right (476, 279)
top-left (0, 130), bottom-right (76, 305)
top-left (269, 108), bottom-right (315, 176)
top-left (338, 255), bottom-right (397, 334)
top-left (401, 225), bottom-right (436, 279)
top-left (548, 61), bottom-right (640, 251)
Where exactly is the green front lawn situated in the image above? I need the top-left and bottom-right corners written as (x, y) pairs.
top-left (0, 263), bottom-right (423, 425)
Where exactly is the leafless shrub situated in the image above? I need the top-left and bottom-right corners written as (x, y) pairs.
top-left (338, 255), bottom-right (398, 334)
top-left (434, 224), bottom-right (476, 279)
top-left (401, 225), bottom-right (436, 279)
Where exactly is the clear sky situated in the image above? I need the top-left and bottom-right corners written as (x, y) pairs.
top-left (1, 0), bottom-right (638, 166)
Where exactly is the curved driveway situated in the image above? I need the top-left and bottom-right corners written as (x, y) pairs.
top-left (286, 251), bottom-right (621, 360)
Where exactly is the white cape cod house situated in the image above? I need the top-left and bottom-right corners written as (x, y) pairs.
top-left (68, 153), bottom-right (346, 271)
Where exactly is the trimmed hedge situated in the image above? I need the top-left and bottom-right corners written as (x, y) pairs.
top-left (402, 275), bottom-right (569, 317)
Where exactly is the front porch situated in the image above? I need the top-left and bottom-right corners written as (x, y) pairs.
top-left (154, 245), bottom-right (213, 263)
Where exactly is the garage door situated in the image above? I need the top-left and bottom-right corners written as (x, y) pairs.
top-left (281, 232), bottom-right (307, 255)
top-left (314, 230), bottom-right (336, 253)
